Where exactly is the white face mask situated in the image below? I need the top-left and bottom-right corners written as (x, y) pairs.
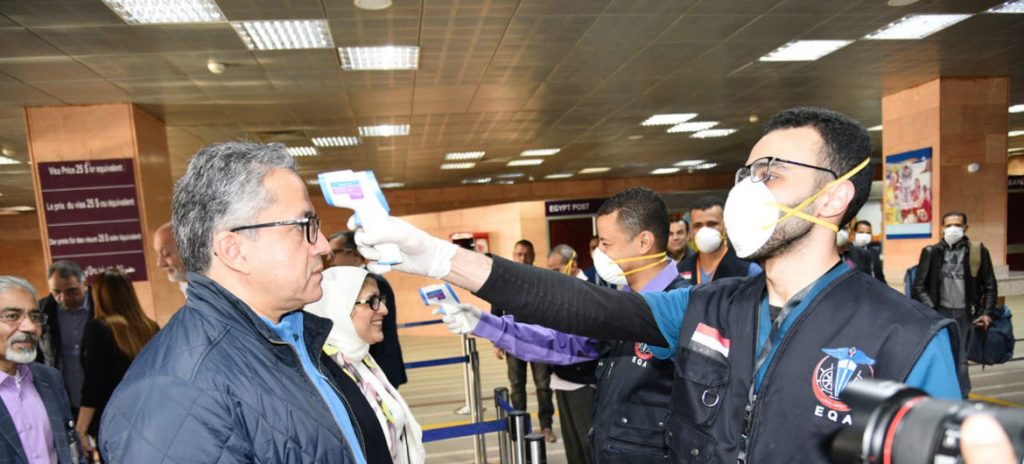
top-left (853, 233), bottom-right (871, 247)
top-left (943, 226), bottom-right (965, 246)
top-left (723, 178), bottom-right (781, 259)
top-left (591, 247), bottom-right (628, 287)
top-left (836, 229), bottom-right (849, 247)
top-left (694, 226), bottom-right (724, 254)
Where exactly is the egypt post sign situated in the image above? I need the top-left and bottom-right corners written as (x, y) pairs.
top-left (38, 159), bottom-right (148, 282)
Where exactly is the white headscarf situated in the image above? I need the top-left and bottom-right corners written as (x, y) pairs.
top-left (305, 266), bottom-right (371, 360)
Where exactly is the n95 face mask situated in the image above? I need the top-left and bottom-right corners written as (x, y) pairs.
top-left (853, 233), bottom-right (871, 247)
top-left (591, 247), bottom-right (628, 287)
top-left (836, 229), bottom-right (849, 247)
top-left (694, 226), bottom-right (724, 254)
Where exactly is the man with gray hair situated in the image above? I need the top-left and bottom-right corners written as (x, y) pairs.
top-left (38, 260), bottom-right (92, 419)
top-left (1, 276), bottom-right (85, 463)
top-left (100, 142), bottom-right (389, 463)
top-left (153, 221), bottom-right (188, 293)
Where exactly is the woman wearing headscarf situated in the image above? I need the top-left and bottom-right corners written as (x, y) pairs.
top-left (305, 266), bottom-right (425, 464)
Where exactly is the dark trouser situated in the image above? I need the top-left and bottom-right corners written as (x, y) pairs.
top-left (937, 306), bottom-right (972, 397)
top-left (506, 354), bottom-right (554, 429)
top-left (556, 387), bottom-right (596, 464)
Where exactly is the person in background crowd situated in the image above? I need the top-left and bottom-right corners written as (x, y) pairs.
top-left (1, 275), bottom-right (85, 464)
top-left (667, 218), bottom-right (691, 263)
top-left (153, 222), bottom-right (188, 294)
top-left (38, 260), bottom-right (93, 419)
top-left (676, 196), bottom-right (761, 284)
top-left (842, 220), bottom-right (885, 282)
top-left (490, 239), bottom-right (557, 443)
top-left (353, 107), bottom-right (961, 463)
top-left (100, 142), bottom-right (389, 463)
top-left (912, 211), bottom-right (998, 397)
top-left (76, 268), bottom-right (160, 460)
top-left (581, 236), bottom-right (602, 284)
top-left (306, 266), bottom-right (424, 464)
top-left (329, 231), bottom-right (407, 389)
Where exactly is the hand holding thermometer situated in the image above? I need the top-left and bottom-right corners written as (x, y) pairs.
top-left (422, 283), bottom-right (475, 334)
top-left (318, 169), bottom-right (403, 267)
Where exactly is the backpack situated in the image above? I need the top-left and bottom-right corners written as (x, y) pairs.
top-left (968, 305), bottom-right (1015, 365)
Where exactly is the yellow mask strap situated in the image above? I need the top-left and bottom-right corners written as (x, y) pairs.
top-left (562, 252), bottom-right (577, 275)
top-left (765, 157), bottom-right (871, 232)
top-left (613, 251), bottom-right (667, 264)
top-left (622, 254), bottom-right (670, 277)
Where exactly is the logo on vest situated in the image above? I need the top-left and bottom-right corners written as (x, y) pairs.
top-left (811, 347), bottom-right (876, 424)
top-left (633, 342), bottom-right (654, 367)
top-left (680, 271), bottom-right (693, 281)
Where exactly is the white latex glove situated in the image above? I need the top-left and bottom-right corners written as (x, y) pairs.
top-left (432, 302), bottom-right (482, 335)
top-left (350, 216), bottom-right (458, 278)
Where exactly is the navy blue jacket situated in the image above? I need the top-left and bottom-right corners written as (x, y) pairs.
top-left (99, 274), bottom-right (390, 463)
top-left (0, 363), bottom-right (84, 464)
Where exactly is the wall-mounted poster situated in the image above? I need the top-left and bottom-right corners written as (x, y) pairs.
top-left (37, 159), bottom-right (148, 282)
top-left (884, 147), bottom-right (933, 239)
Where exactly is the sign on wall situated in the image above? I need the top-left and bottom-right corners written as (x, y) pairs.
top-left (545, 198), bottom-right (607, 218)
top-left (884, 147), bottom-right (933, 239)
top-left (38, 159), bottom-right (148, 282)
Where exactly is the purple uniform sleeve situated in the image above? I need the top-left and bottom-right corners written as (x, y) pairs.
top-left (473, 312), bottom-right (601, 365)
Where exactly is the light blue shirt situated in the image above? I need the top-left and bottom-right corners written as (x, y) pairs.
top-left (262, 312), bottom-right (366, 464)
top-left (642, 267), bottom-right (961, 400)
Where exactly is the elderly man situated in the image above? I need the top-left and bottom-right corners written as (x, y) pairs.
top-left (1, 276), bottom-right (84, 463)
top-left (100, 142), bottom-right (389, 463)
top-left (153, 221), bottom-right (188, 293)
top-left (38, 260), bottom-right (92, 419)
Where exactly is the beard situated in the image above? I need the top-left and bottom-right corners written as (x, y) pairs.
top-left (745, 198), bottom-right (818, 262)
top-left (5, 332), bottom-right (39, 364)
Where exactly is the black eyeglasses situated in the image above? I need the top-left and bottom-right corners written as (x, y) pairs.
top-left (230, 214), bottom-right (321, 244)
top-left (354, 294), bottom-right (386, 311)
top-left (735, 157), bottom-right (838, 185)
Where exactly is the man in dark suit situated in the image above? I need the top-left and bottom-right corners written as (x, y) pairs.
top-left (37, 261), bottom-right (93, 420)
top-left (846, 220), bottom-right (886, 282)
top-left (1, 275), bottom-right (84, 464)
top-left (328, 231), bottom-right (407, 389)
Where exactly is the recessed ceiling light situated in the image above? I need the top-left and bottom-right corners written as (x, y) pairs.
top-left (0, 206), bottom-right (34, 213)
top-left (359, 124), bottom-right (409, 137)
top-left (987, 1), bottom-right (1024, 13)
top-left (693, 162), bottom-right (718, 170)
top-left (101, 0), bottom-right (226, 24)
top-left (287, 147), bottom-right (317, 157)
top-left (864, 14), bottom-right (973, 40)
top-left (494, 179), bottom-right (515, 185)
top-left (355, 0), bottom-right (393, 10)
top-left (462, 177), bottom-right (492, 184)
top-left (544, 173), bottom-right (574, 179)
top-left (445, 151), bottom-right (485, 161)
top-left (667, 121), bottom-right (719, 133)
top-left (521, 148), bottom-right (560, 157)
top-left (691, 129), bottom-right (738, 139)
top-left (441, 162), bottom-right (475, 170)
top-left (379, 182), bottom-right (404, 189)
top-left (627, 135), bottom-right (644, 141)
top-left (312, 136), bottom-right (360, 147)
top-left (1010, 104), bottom-right (1024, 113)
top-left (232, 20), bottom-right (333, 50)
top-left (759, 40), bottom-right (854, 62)
top-left (641, 113), bottom-right (698, 126)
top-left (1010, 130), bottom-right (1024, 137)
top-left (0, 156), bottom-right (21, 165)
top-left (507, 159), bottom-right (544, 167)
top-left (887, 0), bottom-right (920, 6)
top-left (339, 46), bottom-right (419, 71)
top-left (673, 159), bottom-right (707, 167)
top-left (1009, 147), bottom-right (1024, 153)
top-left (495, 173), bottom-right (525, 178)
top-left (651, 167), bottom-right (681, 175)
top-left (867, 125), bottom-right (883, 131)
top-left (579, 167), bottom-right (611, 174)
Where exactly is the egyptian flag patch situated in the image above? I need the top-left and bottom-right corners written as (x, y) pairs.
top-left (688, 323), bottom-right (730, 362)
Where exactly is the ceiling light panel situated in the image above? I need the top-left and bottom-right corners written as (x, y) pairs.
top-left (867, 125), bottom-right (883, 131)
top-left (312, 136), bottom-right (360, 147)
top-left (759, 40), bottom-right (853, 62)
top-left (1010, 104), bottom-right (1024, 113)
top-left (287, 147), bottom-right (317, 157)
top-left (359, 124), bottom-right (409, 137)
top-left (232, 20), bottom-right (333, 50)
top-left (102, 0), bottom-right (226, 24)
top-left (544, 173), bottom-right (574, 179)
top-left (667, 121), bottom-right (719, 133)
top-left (987, 1), bottom-right (1024, 13)
top-left (651, 167), bottom-right (681, 175)
top-left (379, 182), bottom-right (404, 189)
top-left (507, 159), bottom-right (544, 167)
top-left (445, 151), bottom-right (485, 161)
top-left (693, 162), bottom-right (718, 170)
top-left (1010, 130), bottom-right (1024, 137)
top-left (641, 113), bottom-right (698, 126)
top-left (441, 162), bottom-right (475, 170)
top-left (691, 129), bottom-right (738, 139)
top-left (673, 159), bottom-right (706, 167)
top-left (579, 167), bottom-right (610, 174)
top-left (339, 46), bottom-right (420, 70)
top-left (495, 173), bottom-right (525, 178)
top-left (864, 14), bottom-right (973, 40)
top-left (0, 156), bottom-right (21, 165)
top-left (520, 149), bottom-right (560, 157)
top-left (462, 177), bottom-right (492, 184)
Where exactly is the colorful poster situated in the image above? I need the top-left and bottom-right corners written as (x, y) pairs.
top-left (38, 159), bottom-right (148, 282)
top-left (884, 148), bottom-right (933, 239)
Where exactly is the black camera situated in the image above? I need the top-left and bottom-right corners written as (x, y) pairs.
top-left (830, 379), bottom-right (1024, 464)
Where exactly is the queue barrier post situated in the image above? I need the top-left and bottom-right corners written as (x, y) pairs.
top-left (524, 433), bottom-right (547, 464)
top-left (494, 387), bottom-right (511, 464)
top-left (509, 410), bottom-right (531, 464)
top-left (464, 336), bottom-right (486, 464)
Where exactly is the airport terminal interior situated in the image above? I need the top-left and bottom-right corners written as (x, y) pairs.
top-left (1, 0), bottom-right (1024, 463)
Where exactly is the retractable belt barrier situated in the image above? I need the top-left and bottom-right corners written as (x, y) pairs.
top-left (397, 319), bottom-right (445, 329)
